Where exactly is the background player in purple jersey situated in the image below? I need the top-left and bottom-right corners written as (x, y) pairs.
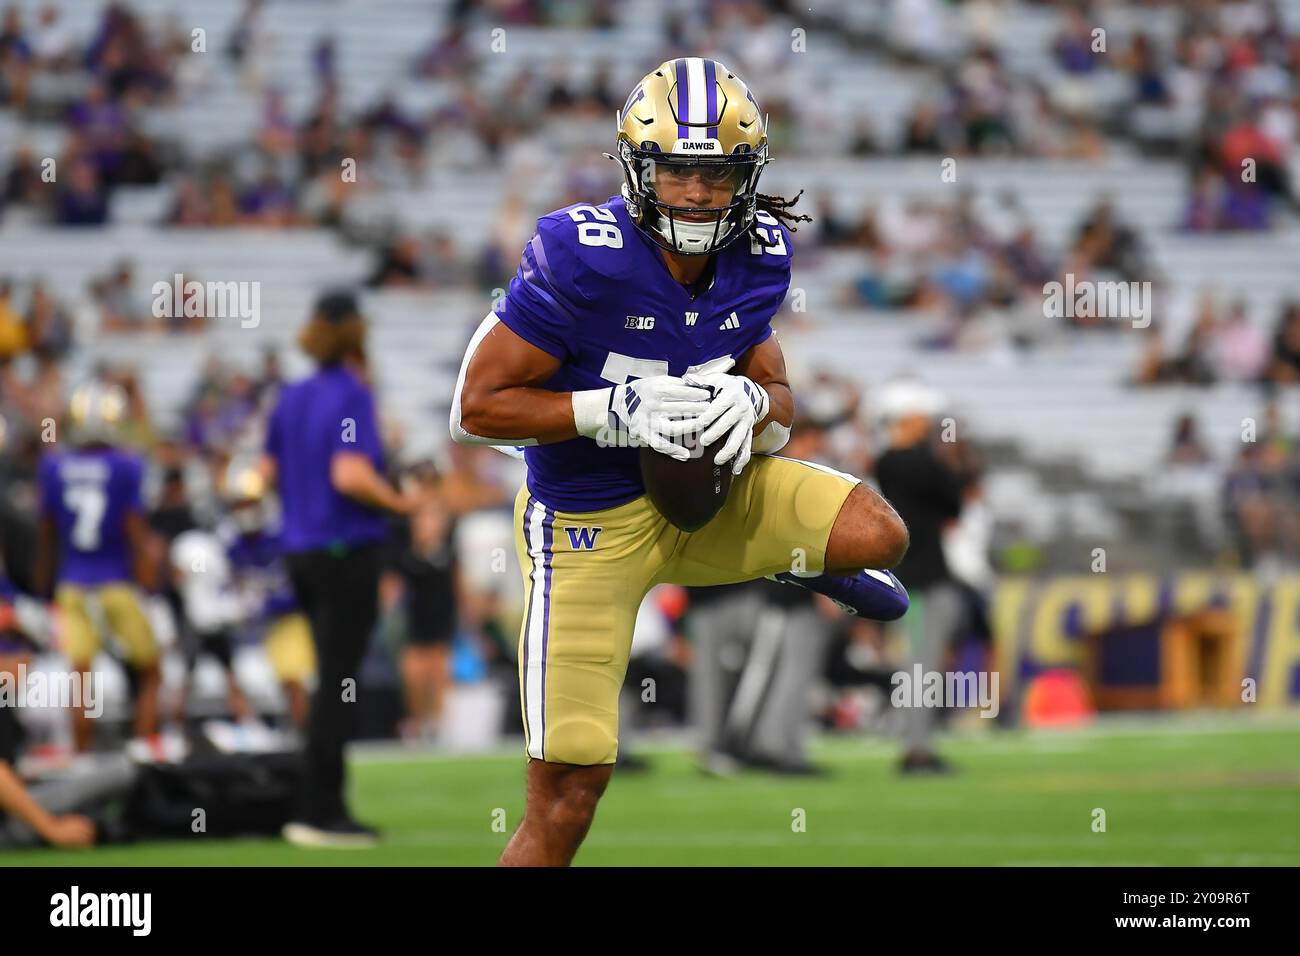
top-left (452, 58), bottom-right (911, 866)
top-left (221, 457), bottom-right (315, 731)
top-left (34, 381), bottom-right (160, 753)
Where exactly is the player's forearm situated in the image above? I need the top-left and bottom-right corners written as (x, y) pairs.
top-left (0, 761), bottom-right (57, 840)
top-left (455, 385), bottom-right (579, 445)
top-left (750, 380), bottom-right (793, 454)
top-left (756, 381), bottom-right (794, 435)
top-left (331, 453), bottom-right (413, 514)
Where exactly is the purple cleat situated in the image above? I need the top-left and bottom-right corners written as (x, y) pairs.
top-left (769, 568), bottom-right (910, 621)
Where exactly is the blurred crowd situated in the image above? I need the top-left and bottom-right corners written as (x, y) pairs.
top-left (1164, 396), bottom-right (1300, 572)
top-left (0, 1), bottom-right (1295, 266)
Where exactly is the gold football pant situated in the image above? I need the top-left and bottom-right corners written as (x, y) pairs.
top-left (513, 454), bottom-right (858, 766)
top-left (55, 583), bottom-right (158, 669)
top-left (264, 612), bottom-right (316, 684)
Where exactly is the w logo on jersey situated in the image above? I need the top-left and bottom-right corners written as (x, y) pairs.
top-left (564, 526), bottom-right (603, 550)
top-left (684, 311), bottom-right (699, 327)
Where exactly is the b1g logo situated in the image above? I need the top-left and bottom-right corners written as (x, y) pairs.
top-left (625, 315), bottom-right (655, 331)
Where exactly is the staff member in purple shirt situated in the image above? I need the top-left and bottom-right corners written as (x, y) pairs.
top-left (263, 290), bottom-right (418, 848)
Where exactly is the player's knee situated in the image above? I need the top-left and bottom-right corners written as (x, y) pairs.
top-left (545, 719), bottom-right (618, 768)
top-left (834, 499), bottom-right (909, 571)
top-left (873, 510), bottom-right (910, 570)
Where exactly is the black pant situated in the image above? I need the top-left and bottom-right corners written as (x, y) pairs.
top-left (287, 544), bottom-right (382, 823)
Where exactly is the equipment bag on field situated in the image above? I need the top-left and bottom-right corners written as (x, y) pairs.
top-left (124, 751), bottom-right (301, 839)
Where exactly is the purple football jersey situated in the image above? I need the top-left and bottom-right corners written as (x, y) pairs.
top-left (38, 447), bottom-right (145, 586)
top-left (497, 194), bottom-right (793, 512)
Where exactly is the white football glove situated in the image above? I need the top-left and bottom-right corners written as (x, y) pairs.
top-left (572, 374), bottom-right (713, 460)
top-left (685, 371), bottom-right (770, 475)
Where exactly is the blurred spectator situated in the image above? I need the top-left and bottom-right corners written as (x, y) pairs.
top-left (29, 4), bottom-right (71, 69)
top-left (0, 281), bottom-right (26, 361)
top-left (1136, 307), bottom-right (1218, 386)
top-left (1125, 33), bottom-right (1172, 106)
top-left (0, 4), bottom-right (33, 108)
top-left (874, 380), bottom-right (974, 774)
top-left (1053, 8), bottom-right (1100, 75)
top-left (368, 235), bottom-right (424, 289)
top-left (1168, 413), bottom-right (1212, 466)
top-left (2, 146), bottom-right (44, 211)
top-left (110, 367), bottom-right (157, 451)
top-left (414, 24), bottom-right (473, 79)
top-left (390, 488), bottom-right (458, 743)
top-left (238, 165), bottom-right (300, 226)
top-left (1265, 301), bottom-right (1300, 385)
top-left (1069, 197), bottom-right (1152, 285)
top-left (93, 261), bottom-right (147, 332)
top-left (1223, 437), bottom-right (1299, 573)
top-left (1211, 298), bottom-right (1268, 381)
top-left (55, 157), bottom-right (109, 226)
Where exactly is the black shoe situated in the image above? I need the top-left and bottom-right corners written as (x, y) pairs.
top-left (282, 816), bottom-right (380, 849)
top-left (898, 751), bottom-right (953, 775)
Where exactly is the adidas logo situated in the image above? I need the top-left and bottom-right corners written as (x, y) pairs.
top-left (719, 312), bottom-right (740, 331)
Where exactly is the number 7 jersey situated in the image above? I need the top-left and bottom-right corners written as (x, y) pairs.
top-left (38, 447), bottom-right (146, 586)
top-left (495, 193), bottom-right (793, 512)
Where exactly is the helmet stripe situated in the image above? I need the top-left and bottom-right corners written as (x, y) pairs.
top-left (674, 58), bottom-right (689, 140)
top-left (704, 59), bottom-right (718, 138)
top-left (686, 57), bottom-right (707, 137)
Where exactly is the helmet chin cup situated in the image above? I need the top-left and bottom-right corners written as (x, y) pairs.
top-left (653, 207), bottom-right (737, 255)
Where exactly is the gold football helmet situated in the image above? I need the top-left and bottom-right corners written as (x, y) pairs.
top-left (612, 57), bottom-right (770, 256)
top-left (222, 455), bottom-right (271, 532)
top-left (67, 380), bottom-right (128, 446)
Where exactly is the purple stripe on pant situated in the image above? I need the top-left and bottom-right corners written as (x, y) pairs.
top-left (520, 496), bottom-right (536, 754)
top-left (539, 506), bottom-right (555, 760)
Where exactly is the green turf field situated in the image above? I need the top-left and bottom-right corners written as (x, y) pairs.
top-left (5, 719), bottom-right (1299, 866)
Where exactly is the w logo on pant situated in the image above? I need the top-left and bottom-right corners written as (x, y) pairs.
top-left (564, 526), bottom-right (603, 550)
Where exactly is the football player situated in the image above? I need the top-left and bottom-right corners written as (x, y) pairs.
top-left (452, 59), bottom-right (911, 866)
top-left (34, 381), bottom-right (160, 753)
top-left (170, 521), bottom-right (248, 726)
top-left (221, 457), bottom-right (315, 730)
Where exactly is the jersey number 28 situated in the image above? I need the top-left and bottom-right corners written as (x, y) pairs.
top-left (568, 205), bottom-right (623, 249)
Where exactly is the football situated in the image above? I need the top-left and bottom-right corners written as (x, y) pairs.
top-left (639, 434), bottom-right (733, 532)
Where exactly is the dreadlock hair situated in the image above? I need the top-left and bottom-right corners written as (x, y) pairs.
top-left (755, 189), bottom-right (813, 233)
